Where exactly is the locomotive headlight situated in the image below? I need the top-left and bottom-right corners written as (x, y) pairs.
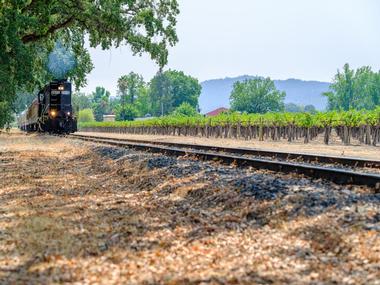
top-left (58, 85), bottom-right (64, 91)
top-left (50, 110), bottom-right (57, 117)
top-left (67, 112), bottom-right (71, 116)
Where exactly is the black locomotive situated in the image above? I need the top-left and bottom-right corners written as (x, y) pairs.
top-left (18, 79), bottom-right (77, 133)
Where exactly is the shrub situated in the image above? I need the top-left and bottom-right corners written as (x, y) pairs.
top-left (78, 109), bottom-right (95, 123)
top-left (172, 102), bottom-right (199, 117)
top-left (115, 104), bottom-right (138, 121)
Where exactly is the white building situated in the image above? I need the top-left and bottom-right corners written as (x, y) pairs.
top-left (103, 114), bottom-right (116, 122)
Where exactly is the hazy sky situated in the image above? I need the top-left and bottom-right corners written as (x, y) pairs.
top-left (81, 0), bottom-right (380, 95)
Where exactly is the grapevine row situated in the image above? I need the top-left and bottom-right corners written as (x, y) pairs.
top-left (79, 108), bottom-right (380, 146)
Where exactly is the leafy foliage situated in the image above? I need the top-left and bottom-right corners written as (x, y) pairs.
top-left (115, 104), bottom-right (139, 121)
top-left (117, 72), bottom-right (145, 105)
top-left (285, 104), bottom-right (316, 114)
top-left (116, 72), bottom-right (146, 120)
top-left (324, 64), bottom-right (380, 111)
top-left (148, 71), bottom-right (172, 116)
top-left (78, 109), bottom-right (95, 123)
top-left (92, 87), bottom-right (111, 122)
top-left (110, 70), bottom-right (201, 120)
top-left (134, 87), bottom-right (151, 117)
top-left (148, 70), bottom-right (202, 116)
top-left (230, 78), bottom-right (286, 113)
top-left (13, 92), bottom-right (36, 114)
top-left (285, 103), bottom-right (304, 113)
top-left (172, 102), bottom-right (199, 117)
top-left (0, 0), bottom-right (179, 128)
top-left (80, 108), bottom-right (379, 129)
top-left (80, 108), bottom-right (380, 145)
top-left (304, 105), bottom-right (317, 114)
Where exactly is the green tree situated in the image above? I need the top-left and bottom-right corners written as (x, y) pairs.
top-left (115, 104), bottom-right (138, 121)
top-left (148, 70), bottom-right (202, 116)
top-left (0, 0), bottom-right (179, 128)
top-left (285, 103), bottom-right (303, 113)
top-left (109, 97), bottom-right (121, 114)
top-left (371, 72), bottom-right (380, 107)
top-left (324, 64), bottom-right (380, 111)
top-left (72, 92), bottom-right (92, 113)
top-left (148, 71), bottom-right (172, 116)
top-left (230, 78), bottom-right (286, 114)
top-left (304, 104), bottom-right (317, 113)
top-left (135, 86), bottom-right (151, 117)
top-left (117, 72), bottom-right (145, 105)
top-left (172, 102), bottom-right (199, 117)
top-left (14, 91), bottom-right (36, 114)
top-left (92, 87), bottom-right (111, 122)
top-left (0, 103), bottom-right (13, 130)
top-left (78, 109), bottom-right (95, 123)
top-left (169, 71), bottom-right (201, 109)
top-left (116, 72), bottom-right (147, 120)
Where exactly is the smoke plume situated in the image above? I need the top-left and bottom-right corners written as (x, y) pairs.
top-left (47, 41), bottom-right (76, 79)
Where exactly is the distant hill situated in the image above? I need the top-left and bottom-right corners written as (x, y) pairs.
top-left (199, 76), bottom-right (331, 113)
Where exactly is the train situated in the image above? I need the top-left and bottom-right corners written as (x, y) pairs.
top-left (18, 79), bottom-right (77, 134)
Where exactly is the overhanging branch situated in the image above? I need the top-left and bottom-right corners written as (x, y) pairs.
top-left (22, 16), bottom-right (75, 44)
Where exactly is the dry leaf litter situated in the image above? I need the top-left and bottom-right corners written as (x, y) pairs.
top-left (0, 132), bottom-right (379, 284)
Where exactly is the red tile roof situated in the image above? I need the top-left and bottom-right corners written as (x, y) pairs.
top-left (205, 107), bottom-right (229, 117)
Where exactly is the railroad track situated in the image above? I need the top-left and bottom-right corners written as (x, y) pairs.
top-left (68, 133), bottom-right (380, 189)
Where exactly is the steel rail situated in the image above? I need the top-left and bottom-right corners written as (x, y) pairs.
top-left (70, 134), bottom-right (380, 168)
top-left (68, 134), bottom-right (380, 188)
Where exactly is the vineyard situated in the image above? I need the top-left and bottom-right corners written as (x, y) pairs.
top-left (80, 108), bottom-right (380, 146)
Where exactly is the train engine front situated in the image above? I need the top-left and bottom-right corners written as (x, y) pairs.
top-left (38, 79), bottom-right (77, 133)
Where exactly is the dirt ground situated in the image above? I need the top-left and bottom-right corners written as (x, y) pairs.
top-left (0, 132), bottom-right (379, 284)
top-left (77, 131), bottom-right (380, 161)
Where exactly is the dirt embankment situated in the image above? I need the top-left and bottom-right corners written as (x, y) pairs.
top-left (0, 133), bottom-right (379, 284)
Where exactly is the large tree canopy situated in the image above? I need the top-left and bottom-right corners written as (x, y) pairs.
top-left (148, 70), bottom-right (201, 116)
top-left (118, 72), bottom-right (145, 105)
top-left (230, 78), bottom-right (285, 114)
top-left (117, 72), bottom-right (146, 120)
top-left (0, 0), bottom-right (179, 127)
top-left (92, 86), bottom-right (111, 121)
top-left (324, 64), bottom-right (380, 111)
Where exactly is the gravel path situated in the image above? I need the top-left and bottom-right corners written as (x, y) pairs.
top-left (0, 133), bottom-right (379, 284)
